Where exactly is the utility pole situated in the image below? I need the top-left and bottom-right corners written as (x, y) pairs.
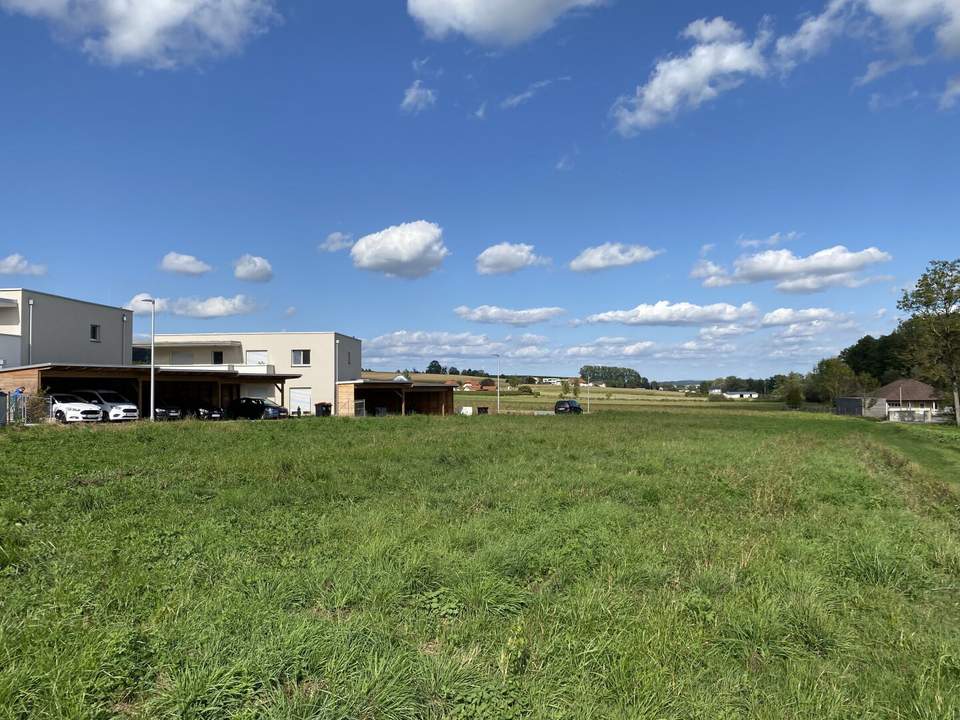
top-left (495, 354), bottom-right (501, 414)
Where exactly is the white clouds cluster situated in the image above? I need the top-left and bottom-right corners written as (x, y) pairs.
top-left (761, 307), bottom-right (840, 326)
top-left (737, 231), bottom-right (801, 249)
top-left (569, 243), bottom-right (662, 272)
top-left (407, 0), bottom-right (601, 45)
top-left (352, 220), bottom-right (449, 279)
top-left (612, 17), bottom-right (770, 134)
top-left (565, 337), bottom-right (655, 359)
top-left (475, 243), bottom-right (549, 275)
top-left (127, 293), bottom-right (255, 318)
top-left (585, 300), bottom-right (759, 327)
top-left (693, 245), bottom-right (892, 293)
top-left (0, 0), bottom-right (277, 68)
top-left (366, 329), bottom-right (500, 360)
top-left (320, 232), bottom-right (354, 253)
top-left (233, 254), bottom-right (273, 282)
top-left (454, 304), bottom-right (565, 326)
top-left (160, 251), bottom-right (211, 276)
top-left (0, 253), bottom-right (46, 276)
top-left (401, 80), bottom-right (437, 114)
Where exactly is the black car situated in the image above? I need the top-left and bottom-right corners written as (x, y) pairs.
top-left (554, 400), bottom-right (583, 415)
top-left (193, 406), bottom-right (225, 421)
top-left (153, 405), bottom-right (182, 421)
top-left (228, 397), bottom-right (290, 420)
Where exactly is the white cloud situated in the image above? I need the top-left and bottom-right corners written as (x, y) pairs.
top-left (0, 253), bottom-right (46, 276)
top-left (284, 306), bottom-right (297, 317)
top-left (565, 337), bottom-right (656, 359)
top-left (366, 329), bottom-right (501, 359)
top-left (233, 254), bottom-right (273, 282)
top-left (699, 323), bottom-right (756, 340)
top-left (474, 101), bottom-right (488, 119)
top-left (401, 79), bottom-right (437, 114)
top-left (454, 304), bottom-right (565, 326)
top-left (761, 307), bottom-right (840, 326)
top-left (941, 75), bottom-right (960, 109)
top-left (776, 0), bottom-right (960, 75)
top-left (407, 0), bottom-right (602, 45)
top-left (585, 300), bottom-right (760, 326)
top-left (501, 78), bottom-right (568, 109)
top-left (695, 245), bottom-right (892, 292)
top-left (172, 294), bottom-right (256, 318)
top-left (569, 243), bottom-right (662, 272)
top-left (351, 220), bottom-right (449, 279)
top-left (655, 339), bottom-right (737, 360)
top-left (0, 0), bottom-right (277, 68)
top-left (475, 242), bottom-right (549, 275)
top-left (700, 243), bottom-right (716, 256)
top-left (126, 292), bottom-right (255, 318)
top-left (160, 251), bottom-right (211, 275)
top-left (612, 17), bottom-right (770, 134)
top-left (737, 231), bottom-right (801, 249)
top-left (775, 0), bottom-right (851, 71)
top-left (320, 232), bottom-right (354, 252)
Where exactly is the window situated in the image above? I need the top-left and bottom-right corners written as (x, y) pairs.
top-left (347, 351), bottom-right (352, 365)
top-left (89, 324), bottom-right (101, 342)
top-left (292, 349), bottom-right (311, 366)
top-left (212, 351), bottom-right (224, 365)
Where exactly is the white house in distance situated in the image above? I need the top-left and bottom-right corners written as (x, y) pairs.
top-left (148, 332), bottom-right (361, 414)
top-left (0, 288), bottom-right (132, 369)
top-left (723, 390), bottom-right (760, 400)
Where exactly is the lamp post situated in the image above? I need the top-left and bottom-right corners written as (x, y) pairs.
top-left (587, 375), bottom-right (591, 414)
top-left (494, 354), bottom-right (501, 414)
top-left (334, 337), bottom-right (340, 416)
top-left (144, 298), bottom-right (156, 422)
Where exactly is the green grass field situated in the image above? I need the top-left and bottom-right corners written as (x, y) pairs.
top-left (2, 410), bottom-right (960, 719)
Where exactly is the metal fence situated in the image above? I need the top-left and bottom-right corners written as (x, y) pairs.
top-left (354, 400), bottom-right (366, 418)
top-left (1, 394), bottom-right (52, 426)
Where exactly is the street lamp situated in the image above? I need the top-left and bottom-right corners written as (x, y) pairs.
top-left (143, 298), bottom-right (156, 422)
top-left (494, 354), bottom-right (501, 414)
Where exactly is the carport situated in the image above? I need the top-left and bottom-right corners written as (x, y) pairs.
top-left (336, 377), bottom-right (454, 417)
top-left (0, 364), bottom-right (300, 413)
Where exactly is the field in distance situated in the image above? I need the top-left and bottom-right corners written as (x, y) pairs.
top-left (2, 410), bottom-right (959, 718)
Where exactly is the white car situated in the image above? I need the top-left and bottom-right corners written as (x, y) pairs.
top-left (50, 393), bottom-right (103, 423)
top-left (73, 389), bottom-right (140, 422)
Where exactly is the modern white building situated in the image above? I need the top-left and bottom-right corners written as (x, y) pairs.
top-left (0, 288), bottom-right (132, 369)
top-left (149, 332), bottom-right (361, 414)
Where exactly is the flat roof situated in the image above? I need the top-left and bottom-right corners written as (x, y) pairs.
top-left (0, 363), bottom-right (301, 381)
top-left (338, 379), bottom-right (452, 389)
top-left (154, 331), bottom-right (361, 341)
top-left (133, 340), bottom-right (244, 348)
top-left (0, 289), bottom-right (129, 313)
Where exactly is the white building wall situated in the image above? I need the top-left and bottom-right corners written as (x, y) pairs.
top-left (0, 289), bottom-right (132, 367)
top-left (151, 332), bottom-right (361, 412)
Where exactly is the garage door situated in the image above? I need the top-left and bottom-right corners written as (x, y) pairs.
top-left (246, 350), bottom-right (268, 366)
top-left (290, 388), bottom-right (312, 414)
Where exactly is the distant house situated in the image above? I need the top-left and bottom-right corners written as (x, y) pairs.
top-left (461, 381), bottom-right (478, 392)
top-left (723, 390), bottom-right (759, 400)
top-left (838, 379), bottom-right (943, 423)
top-left (709, 388), bottom-right (723, 396)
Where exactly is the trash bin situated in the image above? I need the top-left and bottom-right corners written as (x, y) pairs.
top-left (315, 402), bottom-right (332, 417)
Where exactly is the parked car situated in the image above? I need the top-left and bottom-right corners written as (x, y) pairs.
top-left (73, 389), bottom-right (140, 422)
top-left (228, 397), bottom-right (289, 420)
top-left (192, 405), bottom-right (225, 421)
top-left (554, 399), bottom-right (583, 415)
top-left (153, 405), bottom-right (183, 421)
top-left (50, 393), bottom-right (103, 424)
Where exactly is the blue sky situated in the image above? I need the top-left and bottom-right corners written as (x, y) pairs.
top-left (1, 0), bottom-right (958, 378)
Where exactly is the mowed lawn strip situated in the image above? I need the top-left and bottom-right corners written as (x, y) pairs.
top-left (1, 411), bottom-right (959, 719)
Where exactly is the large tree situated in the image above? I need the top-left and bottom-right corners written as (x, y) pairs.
top-left (809, 358), bottom-right (859, 406)
top-left (898, 259), bottom-right (960, 427)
